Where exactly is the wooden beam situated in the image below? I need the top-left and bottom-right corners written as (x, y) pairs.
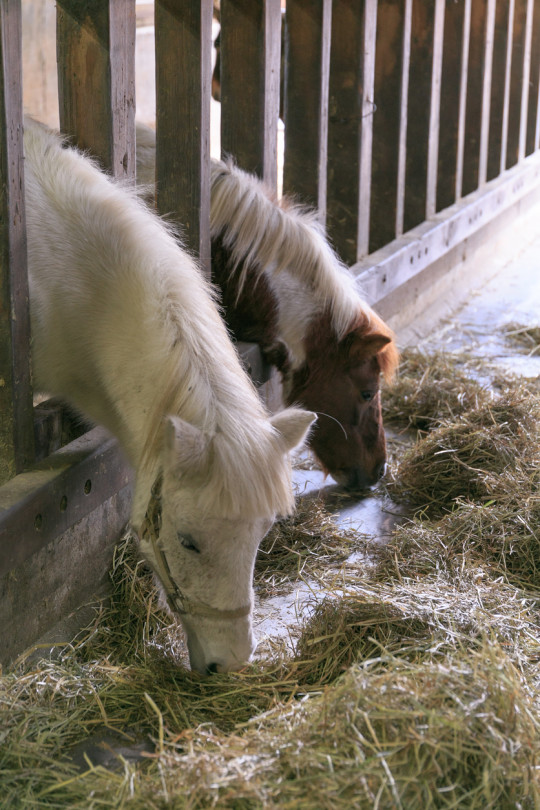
top-left (486, 0), bottom-right (513, 181)
top-left (283, 0), bottom-right (331, 219)
top-left (220, 0), bottom-right (281, 190)
top-left (506, 0), bottom-right (529, 169)
top-left (436, 0), bottom-right (468, 211)
top-left (326, 0), bottom-right (375, 264)
top-left (56, 0), bottom-right (136, 180)
top-left (155, 0), bottom-right (213, 273)
top-left (461, 0), bottom-right (488, 197)
top-left (426, 0), bottom-right (445, 217)
top-left (525, 0), bottom-right (540, 155)
top-left (0, 0), bottom-right (34, 485)
top-left (403, 2), bottom-right (435, 233)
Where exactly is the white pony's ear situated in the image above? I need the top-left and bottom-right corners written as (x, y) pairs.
top-left (270, 408), bottom-right (317, 452)
top-left (163, 416), bottom-right (210, 477)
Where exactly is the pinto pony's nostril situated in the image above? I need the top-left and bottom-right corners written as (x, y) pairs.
top-left (206, 662), bottom-right (219, 675)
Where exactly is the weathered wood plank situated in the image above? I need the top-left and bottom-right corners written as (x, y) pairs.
top-left (437, 0), bottom-right (468, 211)
top-left (461, 0), bottom-right (488, 197)
top-left (477, 0), bottom-right (496, 187)
top-left (525, 0), bottom-right (540, 154)
top-left (506, 0), bottom-right (529, 169)
top-left (155, 0), bottom-right (213, 272)
top-left (283, 0), bottom-right (331, 219)
top-left (370, 0), bottom-right (408, 250)
top-left (220, 0), bottom-right (281, 190)
top-left (0, 0), bottom-right (34, 486)
top-left (326, 0), bottom-right (377, 264)
top-left (57, 0), bottom-right (136, 180)
top-left (395, 0), bottom-right (412, 237)
top-left (403, 2), bottom-right (435, 233)
top-left (486, 0), bottom-right (513, 181)
top-left (426, 0), bottom-right (445, 217)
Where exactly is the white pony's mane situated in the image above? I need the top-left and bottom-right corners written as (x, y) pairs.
top-left (25, 117), bottom-right (295, 520)
top-left (210, 158), bottom-right (374, 341)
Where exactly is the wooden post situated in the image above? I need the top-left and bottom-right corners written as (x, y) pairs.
top-left (56, 0), bottom-right (136, 180)
top-left (505, 0), bottom-right (529, 169)
top-left (326, 0), bottom-right (376, 265)
top-left (0, 0), bottom-right (34, 485)
top-left (486, 0), bottom-right (513, 181)
top-left (461, 0), bottom-right (489, 197)
top-left (220, 0), bottom-right (281, 191)
top-left (525, 0), bottom-right (540, 155)
top-left (402, 2), bottom-right (436, 233)
top-left (370, 0), bottom-right (410, 251)
top-left (437, 0), bottom-right (469, 211)
top-left (155, 0), bottom-right (213, 273)
top-left (283, 0), bottom-right (331, 220)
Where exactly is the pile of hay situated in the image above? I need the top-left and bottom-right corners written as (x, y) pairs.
top-left (2, 349), bottom-right (540, 808)
top-left (503, 321), bottom-right (540, 355)
top-left (382, 348), bottom-right (491, 431)
top-left (386, 386), bottom-right (540, 518)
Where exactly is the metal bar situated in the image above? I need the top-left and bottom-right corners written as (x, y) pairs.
top-left (56, 0), bottom-right (136, 180)
top-left (155, 0), bottom-right (213, 273)
top-left (0, 0), bottom-right (34, 486)
top-left (0, 427), bottom-right (134, 575)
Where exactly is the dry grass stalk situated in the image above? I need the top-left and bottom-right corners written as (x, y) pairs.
top-left (382, 348), bottom-right (491, 431)
top-left (386, 390), bottom-right (540, 518)
top-left (503, 321), bottom-right (540, 355)
top-left (254, 499), bottom-right (359, 597)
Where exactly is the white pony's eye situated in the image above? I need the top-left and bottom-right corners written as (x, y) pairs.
top-left (178, 533), bottom-right (200, 554)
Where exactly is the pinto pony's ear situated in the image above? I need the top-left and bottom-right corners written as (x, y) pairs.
top-left (270, 408), bottom-right (317, 452)
top-left (163, 416), bottom-right (210, 477)
top-left (343, 311), bottom-right (399, 382)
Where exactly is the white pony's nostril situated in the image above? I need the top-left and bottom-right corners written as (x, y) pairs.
top-left (206, 662), bottom-right (219, 675)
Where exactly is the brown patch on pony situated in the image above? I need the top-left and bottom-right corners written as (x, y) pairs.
top-left (345, 309), bottom-right (400, 382)
top-left (211, 235), bottom-right (291, 372)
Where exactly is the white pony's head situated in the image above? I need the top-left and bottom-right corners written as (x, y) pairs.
top-left (140, 407), bottom-right (315, 674)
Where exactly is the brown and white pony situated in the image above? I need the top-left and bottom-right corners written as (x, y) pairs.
top-left (136, 124), bottom-right (399, 490)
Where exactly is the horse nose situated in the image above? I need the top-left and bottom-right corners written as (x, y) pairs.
top-left (206, 662), bottom-right (221, 675)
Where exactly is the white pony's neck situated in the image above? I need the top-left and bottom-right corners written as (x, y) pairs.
top-left (210, 159), bottom-right (372, 367)
top-left (25, 118), bottom-right (295, 526)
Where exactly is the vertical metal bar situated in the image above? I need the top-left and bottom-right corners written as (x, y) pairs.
top-left (395, 0), bottom-right (412, 238)
top-left (478, 0), bottom-right (496, 187)
top-left (56, 0), bottom-right (136, 180)
top-left (356, 0), bottom-right (377, 258)
top-left (426, 0), bottom-right (445, 218)
top-left (155, 0), bottom-right (213, 273)
top-left (455, 0), bottom-right (471, 200)
top-left (0, 0), bottom-right (34, 485)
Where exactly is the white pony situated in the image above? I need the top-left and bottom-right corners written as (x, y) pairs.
top-left (24, 117), bottom-right (315, 674)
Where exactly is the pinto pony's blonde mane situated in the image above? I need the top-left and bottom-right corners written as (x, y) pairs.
top-left (210, 159), bottom-right (398, 379)
top-left (25, 117), bottom-right (296, 521)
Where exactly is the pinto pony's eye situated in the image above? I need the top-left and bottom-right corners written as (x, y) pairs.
top-left (360, 391), bottom-right (375, 402)
top-left (178, 533), bottom-right (200, 554)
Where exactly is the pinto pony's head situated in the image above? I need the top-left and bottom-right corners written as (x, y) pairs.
top-left (285, 308), bottom-right (399, 490)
